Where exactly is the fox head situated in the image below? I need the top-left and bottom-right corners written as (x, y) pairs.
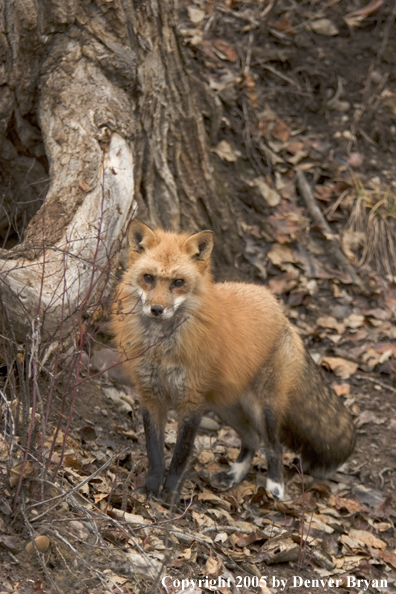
top-left (122, 220), bottom-right (214, 321)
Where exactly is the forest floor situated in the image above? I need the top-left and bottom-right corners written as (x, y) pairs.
top-left (1, 0), bottom-right (396, 593)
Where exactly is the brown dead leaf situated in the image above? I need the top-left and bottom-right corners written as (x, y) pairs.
top-left (268, 14), bottom-right (294, 33)
top-left (268, 272), bottom-right (299, 295)
top-left (271, 120), bottom-right (291, 142)
top-left (212, 140), bottom-right (240, 162)
top-left (314, 185), bottom-right (333, 202)
top-left (267, 244), bottom-right (296, 267)
top-left (373, 342), bottom-right (396, 356)
top-left (198, 490), bottom-right (232, 511)
top-left (253, 177), bottom-right (280, 206)
top-left (344, 313), bottom-right (365, 329)
top-left (270, 201), bottom-right (309, 243)
top-left (9, 461), bottom-right (34, 487)
top-left (322, 357), bottom-right (358, 378)
top-left (356, 410), bottom-right (378, 428)
top-left (333, 383), bottom-right (350, 396)
top-left (376, 548), bottom-right (396, 569)
top-left (347, 528), bottom-right (386, 550)
top-left (330, 494), bottom-right (368, 514)
top-left (344, 0), bottom-right (384, 28)
top-left (206, 553), bottom-right (221, 576)
top-left (286, 140), bottom-right (304, 155)
top-left (266, 537), bottom-right (300, 564)
top-left (341, 230), bottom-right (365, 263)
top-left (212, 39), bottom-right (238, 62)
top-left (316, 316), bottom-right (345, 334)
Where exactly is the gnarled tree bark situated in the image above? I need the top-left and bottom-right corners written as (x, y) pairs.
top-left (0, 0), bottom-right (240, 341)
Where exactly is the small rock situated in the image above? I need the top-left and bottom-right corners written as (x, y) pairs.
top-left (310, 19), bottom-right (339, 36)
top-left (69, 520), bottom-right (90, 541)
top-left (347, 152), bottom-right (363, 168)
top-left (342, 130), bottom-right (355, 141)
top-left (332, 304), bottom-right (351, 319)
top-left (25, 535), bottom-right (50, 554)
top-left (200, 416), bottom-right (220, 431)
top-left (0, 534), bottom-right (22, 554)
top-left (187, 6), bottom-right (205, 24)
top-left (370, 70), bottom-right (382, 84)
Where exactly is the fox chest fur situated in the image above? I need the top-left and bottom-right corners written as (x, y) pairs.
top-left (134, 344), bottom-right (189, 404)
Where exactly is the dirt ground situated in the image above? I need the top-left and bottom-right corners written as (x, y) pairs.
top-left (1, 1), bottom-right (396, 593)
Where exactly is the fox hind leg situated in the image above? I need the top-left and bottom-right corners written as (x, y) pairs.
top-left (263, 407), bottom-right (284, 500)
top-left (213, 402), bottom-right (260, 489)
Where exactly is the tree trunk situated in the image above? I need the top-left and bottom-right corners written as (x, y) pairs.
top-left (0, 0), bottom-right (240, 342)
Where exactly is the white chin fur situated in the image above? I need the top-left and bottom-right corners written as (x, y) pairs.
top-left (266, 478), bottom-right (284, 501)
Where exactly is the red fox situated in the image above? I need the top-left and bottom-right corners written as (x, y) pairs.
top-left (112, 221), bottom-right (355, 501)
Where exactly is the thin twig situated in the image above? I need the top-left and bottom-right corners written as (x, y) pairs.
top-left (355, 374), bottom-right (396, 395)
top-left (296, 170), bottom-right (364, 289)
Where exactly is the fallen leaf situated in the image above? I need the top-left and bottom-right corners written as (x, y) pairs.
top-left (330, 495), bottom-right (368, 514)
top-left (212, 140), bottom-right (241, 162)
top-left (271, 120), bottom-right (291, 142)
top-left (9, 461), bottom-right (34, 487)
top-left (316, 316), bottom-right (345, 334)
top-left (356, 410), bottom-right (377, 428)
top-left (253, 177), bottom-right (281, 206)
top-left (268, 272), bottom-right (299, 294)
top-left (322, 357), bottom-right (358, 378)
top-left (344, 313), bottom-right (365, 329)
top-left (268, 14), bottom-right (294, 33)
top-left (267, 244), bottom-right (296, 267)
top-left (376, 548), bottom-right (396, 569)
top-left (348, 528), bottom-right (386, 550)
top-left (206, 553), bottom-right (220, 576)
top-left (212, 39), bottom-right (238, 62)
top-left (314, 185), bottom-right (333, 202)
top-left (333, 383), bottom-right (350, 396)
top-left (187, 6), bottom-right (206, 24)
top-left (341, 230), bottom-right (365, 263)
top-left (344, 0), bottom-right (384, 28)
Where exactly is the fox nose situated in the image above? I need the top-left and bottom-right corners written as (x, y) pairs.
top-left (151, 305), bottom-right (164, 317)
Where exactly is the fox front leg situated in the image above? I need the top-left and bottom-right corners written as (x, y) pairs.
top-left (142, 409), bottom-right (166, 496)
top-left (162, 411), bottom-right (202, 501)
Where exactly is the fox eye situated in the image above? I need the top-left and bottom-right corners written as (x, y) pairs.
top-left (173, 279), bottom-right (185, 288)
top-left (143, 274), bottom-right (154, 284)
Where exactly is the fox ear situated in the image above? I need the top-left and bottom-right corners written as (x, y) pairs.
top-left (127, 220), bottom-right (156, 254)
top-left (184, 230), bottom-right (214, 263)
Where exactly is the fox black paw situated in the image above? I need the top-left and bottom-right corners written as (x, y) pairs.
top-left (160, 488), bottom-right (181, 505)
top-left (211, 471), bottom-right (235, 491)
top-left (133, 485), bottom-right (159, 501)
